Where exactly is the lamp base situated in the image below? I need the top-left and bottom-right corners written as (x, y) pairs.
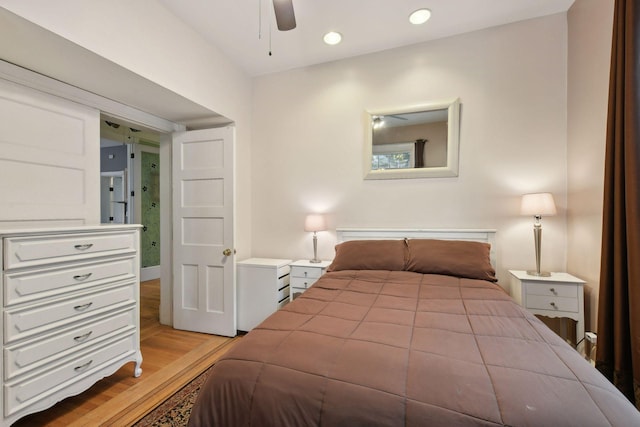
top-left (526, 270), bottom-right (551, 277)
top-left (309, 258), bottom-right (321, 263)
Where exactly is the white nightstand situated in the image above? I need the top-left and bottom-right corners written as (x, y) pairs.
top-left (237, 258), bottom-right (292, 331)
top-left (289, 260), bottom-right (331, 301)
top-left (509, 270), bottom-right (585, 345)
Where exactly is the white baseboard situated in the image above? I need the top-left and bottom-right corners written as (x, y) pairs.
top-left (140, 265), bottom-right (161, 282)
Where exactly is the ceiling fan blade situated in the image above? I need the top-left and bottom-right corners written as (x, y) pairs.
top-left (273, 0), bottom-right (296, 31)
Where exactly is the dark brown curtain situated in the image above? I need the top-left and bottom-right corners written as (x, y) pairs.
top-left (596, 0), bottom-right (640, 408)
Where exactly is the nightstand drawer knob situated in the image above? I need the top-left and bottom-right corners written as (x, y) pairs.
top-left (550, 302), bottom-right (557, 308)
top-left (549, 288), bottom-right (556, 294)
top-left (304, 272), bottom-right (308, 277)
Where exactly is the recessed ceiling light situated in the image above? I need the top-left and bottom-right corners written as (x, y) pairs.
top-left (409, 8), bottom-right (431, 25)
top-left (323, 31), bottom-right (342, 45)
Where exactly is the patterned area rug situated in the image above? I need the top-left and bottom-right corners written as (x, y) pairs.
top-left (133, 365), bottom-right (214, 426)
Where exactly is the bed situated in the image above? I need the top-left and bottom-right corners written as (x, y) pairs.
top-left (189, 229), bottom-right (640, 426)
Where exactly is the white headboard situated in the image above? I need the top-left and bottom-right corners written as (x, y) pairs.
top-left (335, 228), bottom-right (497, 269)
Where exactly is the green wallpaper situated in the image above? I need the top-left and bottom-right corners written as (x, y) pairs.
top-left (141, 152), bottom-right (160, 267)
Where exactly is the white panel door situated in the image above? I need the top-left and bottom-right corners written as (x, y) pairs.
top-left (172, 127), bottom-right (235, 336)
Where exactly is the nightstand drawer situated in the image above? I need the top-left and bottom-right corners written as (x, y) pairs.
top-left (277, 284), bottom-right (290, 302)
top-left (526, 295), bottom-right (579, 313)
top-left (277, 274), bottom-right (290, 290)
top-left (276, 265), bottom-right (291, 279)
top-left (290, 265), bottom-right (323, 279)
top-left (525, 282), bottom-right (577, 298)
top-left (290, 276), bottom-right (319, 289)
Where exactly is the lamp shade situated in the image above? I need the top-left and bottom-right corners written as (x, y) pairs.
top-left (304, 214), bottom-right (327, 232)
top-left (520, 193), bottom-right (557, 216)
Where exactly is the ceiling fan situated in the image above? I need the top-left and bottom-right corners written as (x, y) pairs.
top-left (272, 0), bottom-right (296, 31)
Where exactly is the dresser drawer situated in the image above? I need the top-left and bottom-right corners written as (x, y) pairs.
top-left (278, 274), bottom-right (290, 290)
top-left (290, 265), bottom-right (323, 279)
top-left (4, 231), bottom-right (136, 269)
top-left (277, 265), bottom-right (291, 279)
top-left (5, 283), bottom-right (136, 343)
top-left (525, 282), bottom-right (577, 298)
top-left (278, 285), bottom-right (290, 303)
top-left (4, 333), bottom-right (136, 417)
top-left (277, 298), bottom-right (289, 309)
top-left (526, 295), bottom-right (579, 313)
top-left (4, 256), bottom-right (136, 306)
top-left (4, 308), bottom-right (136, 380)
top-left (290, 276), bottom-right (319, 289)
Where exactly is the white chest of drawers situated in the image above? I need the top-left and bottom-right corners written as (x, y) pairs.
top-left (289, 260), bottom-right (331, 301)
top-left (237, 258), bottom-right (292, 332)
top-left (0, 225), bottom-right (142, 425)
top-left (509, 270), bottom-right (585, 345)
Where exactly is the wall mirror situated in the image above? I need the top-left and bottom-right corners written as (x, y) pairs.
top-left (364, 98), bottom-right (460, 179)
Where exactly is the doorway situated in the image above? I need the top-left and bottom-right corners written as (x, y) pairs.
top-left (100, 114), bottom-right (163, 319)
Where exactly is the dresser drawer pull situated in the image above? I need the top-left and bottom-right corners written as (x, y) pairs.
top-left (74, 244), bottom-right (94, 251)
top-left (550, 302), bottom-right (557, 308)
top-left (73, 331), bottom-right (93, 342)
top-left (74, 302), bottom-right (93, 311)
top-left (74, 360), bottom-right (93, 372)
top-left (73, 273), bottom-right (93, 281)
top-left (549, 288), bottom-right (557, 294)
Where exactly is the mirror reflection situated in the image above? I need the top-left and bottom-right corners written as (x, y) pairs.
top-left (371, 108), bottom-right (448, 170)
top-left (365, 98), bottom-right (460, 179)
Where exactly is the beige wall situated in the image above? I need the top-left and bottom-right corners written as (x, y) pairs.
top-left (251, 14), bottom-right (570, 288)
top-left (567, 0), bottom-right (614, 333)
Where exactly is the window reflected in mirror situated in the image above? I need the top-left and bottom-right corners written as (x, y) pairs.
top-left (371, 142), bottom-right (415, 170)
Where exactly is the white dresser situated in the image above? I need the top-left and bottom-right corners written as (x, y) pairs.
top-left (289, 260), bottom-right (331, 301)
top-left (0, 225), bottom-right (142, 425)
top-left (237, 258), bottom-right (292, 332)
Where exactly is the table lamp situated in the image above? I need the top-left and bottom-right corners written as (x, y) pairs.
top-left (304, 214), bottom-right (326, 263)
top-left (520, 192), bottom-right (557, 277)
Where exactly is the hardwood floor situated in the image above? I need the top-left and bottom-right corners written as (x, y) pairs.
top-left (13, 279), bottom-right (236, 426)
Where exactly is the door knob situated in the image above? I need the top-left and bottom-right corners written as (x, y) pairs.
top-left (223, 248), bottom-right (235, 256)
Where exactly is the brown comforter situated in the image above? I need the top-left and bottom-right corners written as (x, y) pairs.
top-left (189, 270), bottom-right (640, 426)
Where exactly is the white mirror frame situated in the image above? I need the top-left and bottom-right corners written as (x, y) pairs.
top-left (364, 98), bottom-right (460, 179)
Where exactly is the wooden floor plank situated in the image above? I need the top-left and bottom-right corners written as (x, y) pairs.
top-left (12, 279), bottom-right (235, 427)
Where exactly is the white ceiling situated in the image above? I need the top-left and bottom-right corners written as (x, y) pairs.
top-left (160, 0), bottom-right (575, 77)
